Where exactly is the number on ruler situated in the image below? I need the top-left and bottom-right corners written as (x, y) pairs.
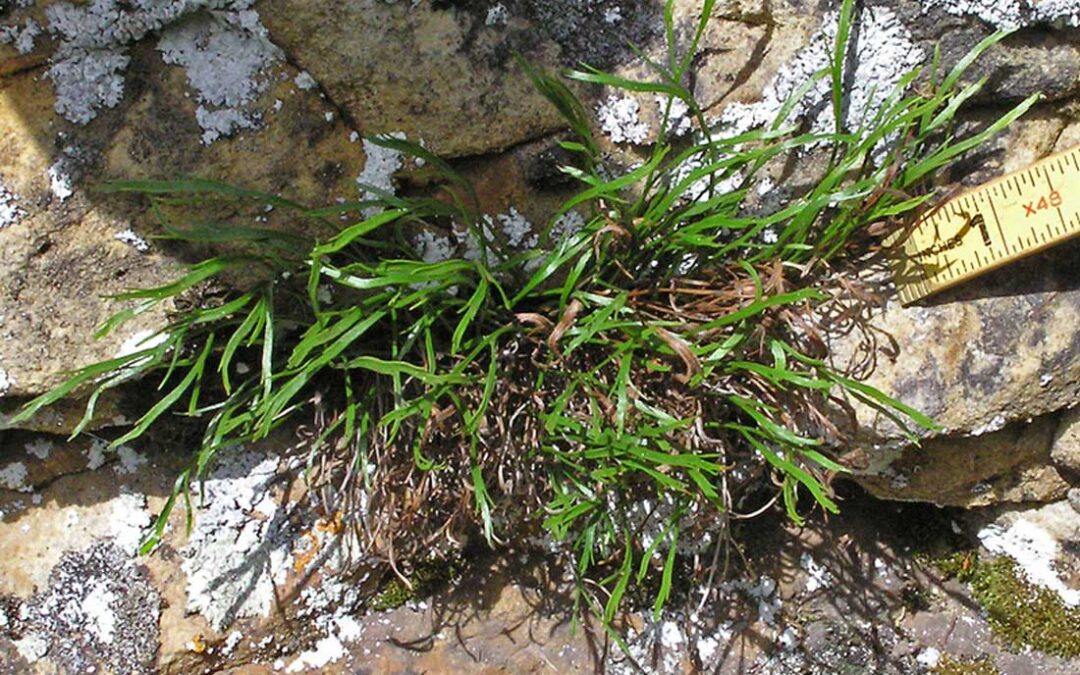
top-left (1023, 189), bottom-right (1062, 217)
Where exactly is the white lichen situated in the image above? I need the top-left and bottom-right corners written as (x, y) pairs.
top-left (597, 94), bottom-right (650, 145)
top-left (108, 492), bottom-right (152, 554)
top-left (13, 633), bottom-right (48, 663)
top-left (799, 553), bottom-right (832, 592)
top-left (413, 230), bottom-right (455, 263)
top-left (357, 132), bottom-right (406, 216)
top-left (978, 515), bottom-right (1080, 606)
top-left (550, 210), bottom-right (586, 241)
top-left (0, 461), bottom-right (29, 491)
top-left (285, 634), bottom-right (347, 672)
top-left (44, 1), bottom-right (280, 134)
top-left (86, 439), bottom-right (108, 471)
top-left (82, 581), bottom-right (119, 644)
top-left (485, 3), bottom-right (509, 27)
top-left (916, 647), bottom-right (942, 668)
top-left (970, 413), bottom-right (1007, 436)
top-left (0, 179), bottom-right (26, 228)
top-left (656, 94), bottom-right (692, 138)
top-left (114, 445), bottom-right (148, 476)
top-left (48, 160), bottom-right (75, 203)
top-left (496, 207), bottom-right (537, 248)
top-left (922, 0), bottom-right (1080, 29)
top-left (718, 5), bottom-right (924, 138)
top-left (25, 438), bottom-right (54, 461)
top-left (158, 9), bottom-right (282, 143)
top-left (195, 105), bottom-right (258, 143)
top-left (0, 367), bottom-right (11, 396)
top-left (0, 18), bottom-right (41, 54)
top-left (181, 449), bottom-right (294, 630)
top-left (293, 70), bottom-right (318, 90)
top-left (114, 228), bottom-right (151, 252)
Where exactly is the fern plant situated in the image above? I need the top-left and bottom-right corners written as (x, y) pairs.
top-left (15, 0), bottom-right (1036, 628)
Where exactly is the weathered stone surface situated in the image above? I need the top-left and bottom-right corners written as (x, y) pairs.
top-left (259, 0), bottom-right (647, 158)
top-left (0, 428), bottom-right (366, 674)
top-left (833, 238), bottom-right (1080, 442)
top-left (828, 104), bottom-right (1080, 503)
top-left (900, 1), bottom-right (1080, 104)
top-left (5, 426), bottom-right (1080, 674)
top-left (855, 414), bottom-right (1071, 507)
top-left (1051, 407), bottom-right (1080, 474)
top-left (0, 3), bottom-right (366, 430)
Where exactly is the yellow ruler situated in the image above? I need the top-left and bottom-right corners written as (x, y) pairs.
top-left (889, 144), bottom-right (1080, 305)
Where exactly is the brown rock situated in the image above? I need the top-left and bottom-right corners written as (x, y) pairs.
top-left (831, 110), bottom-right (1080, 503)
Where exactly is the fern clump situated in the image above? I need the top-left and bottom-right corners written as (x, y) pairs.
top-left (16, 0), bottom-right (1037, 627)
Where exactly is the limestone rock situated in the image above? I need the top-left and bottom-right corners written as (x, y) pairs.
top-left (0, 428), bottom-right (379, 674)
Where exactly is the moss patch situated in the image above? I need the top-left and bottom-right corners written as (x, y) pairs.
top-left (369, 556), bottom-right (464, 611)
top-left (938, 553), bottom-right (1080, 658)
top-left (931, 655), bottom-right (999, 675)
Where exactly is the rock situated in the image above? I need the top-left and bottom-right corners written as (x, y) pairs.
top-left (832, 108), bottom-right (1080, 504)
top-left (1055, 118), bottom-right (1080, 152)
top-left (12, 543), bottom-right (162, 675)
top-left (854, 413), bottom-right (1070, 507)
top-left (834, 244), bottom-right (1080, 450)
top-left (0, 428), bottom-right (376, 674)
top-left (1051, 408), bottom-right (1080, 474)
top-left (0, 2), bottom-right (366, 431)
top-left (900, 1), bottom-right (1080, 105)
top-left (259, 0), bottom-right (635, 158)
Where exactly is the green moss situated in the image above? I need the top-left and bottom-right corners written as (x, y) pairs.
top-left (930, 655), bottom-right (999, 675)
top-left (932, 550), bottom-right (978, 579)
top-left (369, 556), bottom-right (464, 611)
top-left (939, 553), bottom-right (1080, 658)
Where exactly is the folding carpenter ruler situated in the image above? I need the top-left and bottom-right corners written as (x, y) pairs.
top-left (889, 144), bottom-right (1080, 304)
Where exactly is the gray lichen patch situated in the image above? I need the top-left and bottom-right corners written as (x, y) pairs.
top-left (922, 0), bottom-right (1080, 30)
top-left (14, 542), bottom-right (160, 674)
top-left (180, 449), bottom-right (297, 632)
top-left (0, 176), bottom-right (24, 229)
top-left (717, 4), bottom-right (924, 138)
top-left (157, 9), bottom-right (283, 144)
top-left (43, 0), bottom-right (282, 142)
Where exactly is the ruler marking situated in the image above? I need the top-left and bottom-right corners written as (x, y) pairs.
top-left (986, 195), bottom-right (1008, 251)
top-left (893, 144), bottom-right (1080, 304)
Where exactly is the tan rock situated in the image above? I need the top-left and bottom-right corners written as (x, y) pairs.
top-left (0, 12), bottom-right (366, 430)
top-left (831, 111), bottom-right (1080, 504)
top-left (258, 0), bottom-right (571, 158)
top-left (1054, 119), bottom-right (1080, 153)
top-left (854, 414), bottom-right (1070, 508)
top-left (1051, 407), bottom-right (1080, 474)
